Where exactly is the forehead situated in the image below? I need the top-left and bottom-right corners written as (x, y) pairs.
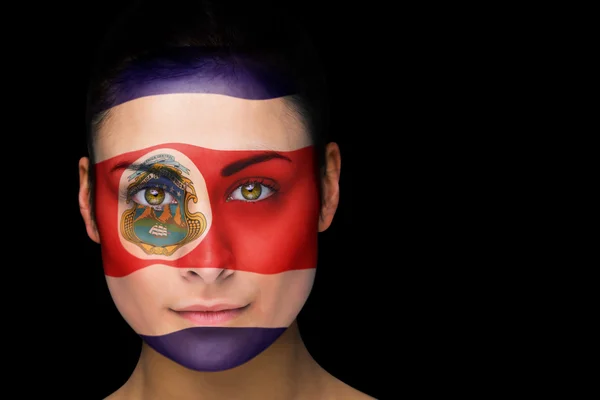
top-left (94, 93), bottom-right (310, 163)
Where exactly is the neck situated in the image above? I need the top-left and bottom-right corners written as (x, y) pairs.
top-left (119, 321), bottom-right (326, 400)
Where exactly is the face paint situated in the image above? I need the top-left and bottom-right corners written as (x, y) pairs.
top-left (95, 143), bottom-right (319, 371)
top-left (92, 47), bottom-right (296, 116)
top-left (91, 48), bottom-right (319, 372)
top-left (119, 154), bottom-right (207, 256)
top-left (97, 143), bottom-right (318, 275)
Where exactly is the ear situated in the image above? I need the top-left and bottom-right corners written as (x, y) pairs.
top-left (78, 157), bottom-right (101, 244)
top-left (318, 142), bottom-right (341, 232)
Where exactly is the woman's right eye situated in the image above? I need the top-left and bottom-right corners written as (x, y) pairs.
top-left (131, 187), bottom-right (178, 207)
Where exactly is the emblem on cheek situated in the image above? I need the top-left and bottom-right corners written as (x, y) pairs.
top-left (119, 154), bottom-right (207, 256)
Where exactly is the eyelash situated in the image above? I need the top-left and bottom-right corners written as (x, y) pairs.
top-left (226, 178), bottom-right (280, 203)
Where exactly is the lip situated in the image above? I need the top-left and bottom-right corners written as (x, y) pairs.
top-left (171, 303), bottom-right (250, 326)
top-left (175, 303), bottom-right (247, 312)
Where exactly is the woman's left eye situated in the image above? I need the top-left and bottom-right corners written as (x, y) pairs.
top-left (227, 182), bottom-right (275, 202)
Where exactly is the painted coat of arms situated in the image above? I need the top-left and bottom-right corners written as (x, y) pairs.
top-left (120, 154), bottom-right (207, 256)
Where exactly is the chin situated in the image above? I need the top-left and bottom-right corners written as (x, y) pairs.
top-left (141, 325), bottom-right (289, 371)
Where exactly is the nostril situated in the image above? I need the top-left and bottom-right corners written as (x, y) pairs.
top-left (181, 268), bottom-right (231, 283)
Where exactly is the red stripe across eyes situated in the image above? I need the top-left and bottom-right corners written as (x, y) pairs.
top-left (94, 143), bottom-right (320, 277)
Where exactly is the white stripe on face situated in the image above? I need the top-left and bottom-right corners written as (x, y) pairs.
top-left (94, 93), bottom-right (311, 163)
top-left (106, 265), bottom-right (316, 336)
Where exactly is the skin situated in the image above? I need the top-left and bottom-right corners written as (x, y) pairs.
top-left (79, 93), bottom-right (374, 399)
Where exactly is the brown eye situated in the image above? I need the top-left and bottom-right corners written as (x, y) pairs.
top-left (240, 183), bottom-right (261, 200)
top-left (145, 188), bottom-right (166, 205)
top-left (131, 187), bottom-right (176, 207)
top-left (227, 181), bottom-right (276, 202)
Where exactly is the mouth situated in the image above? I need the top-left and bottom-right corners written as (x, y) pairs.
top-left (171, 303), bottom-right (250, 326)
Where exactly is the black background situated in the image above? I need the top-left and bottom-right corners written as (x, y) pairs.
top-left (8, 1), bottom-right (472, 399)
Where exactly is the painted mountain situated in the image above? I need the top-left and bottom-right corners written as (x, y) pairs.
top-left (133, 204), bottom-right (188, 246)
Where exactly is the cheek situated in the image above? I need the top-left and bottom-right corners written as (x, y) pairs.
top-left (105, 267), bottom-right (174, 335)
top-left (249, 269), bottom-right (317, 326)
top-left (215, 176), bottom-right (321, 273)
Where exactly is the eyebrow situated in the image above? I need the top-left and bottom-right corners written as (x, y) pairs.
top-left (110, 161), bottom-right (150, 174)
top-left (221, 152), bottom-right (292, 177)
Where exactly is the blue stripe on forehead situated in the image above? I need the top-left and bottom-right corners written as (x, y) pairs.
top-left (96, 47), bottom-right (297, 113)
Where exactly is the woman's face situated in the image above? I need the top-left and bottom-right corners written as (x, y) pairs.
top-left (91, 92), bottom-right (322, 371)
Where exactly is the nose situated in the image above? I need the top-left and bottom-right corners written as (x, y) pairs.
top-left (179, 224), bottom-right (236, 284)
top-left (180, 267), bottom-right (235, 284)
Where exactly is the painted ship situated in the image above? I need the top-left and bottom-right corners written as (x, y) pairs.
top-left (149, 224), bottom-right (169, 237)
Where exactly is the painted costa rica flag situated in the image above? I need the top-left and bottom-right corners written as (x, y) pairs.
top-left (93, 141), bottom-right (320, 371)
